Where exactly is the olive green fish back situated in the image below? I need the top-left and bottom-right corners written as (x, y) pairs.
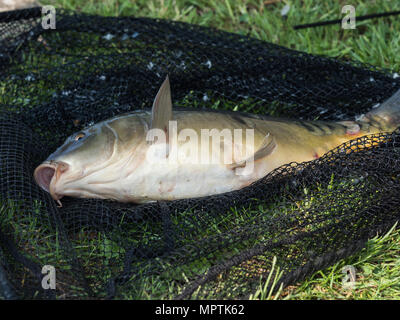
top-left (0, 8), bottom-right (399, 300)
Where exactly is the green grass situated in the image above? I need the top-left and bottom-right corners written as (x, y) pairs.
top-left (249, 221), bottom-right (400, 300)
top-left (42, 0), bottom-right (400, 70)
top-left (2, 0), bottom-right (400, 300)
top-left (282, 223), bottom-right (400, 300)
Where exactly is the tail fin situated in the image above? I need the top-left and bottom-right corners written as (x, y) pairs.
top-left (365, 88), bottom-right (400, 131)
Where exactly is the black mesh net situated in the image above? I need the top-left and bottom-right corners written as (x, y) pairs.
top-left (0, 7), bottom-right (399, 300)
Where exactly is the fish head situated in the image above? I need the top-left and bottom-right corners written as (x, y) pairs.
top-left (34, 122), bottom-right (117, 202)
top-left (33, 75), bottom-right (173, 204)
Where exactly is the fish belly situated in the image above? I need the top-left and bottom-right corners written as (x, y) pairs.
top-left (101, 111), bottom-right (374, 203)
top-left (118, 162), bottom-right (256, 202)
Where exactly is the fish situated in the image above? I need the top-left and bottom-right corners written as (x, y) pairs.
top-left (34, 76), bottom-right (400, 206)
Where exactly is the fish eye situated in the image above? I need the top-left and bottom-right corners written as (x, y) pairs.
top-left (74, 133), bottom-right (85, 141)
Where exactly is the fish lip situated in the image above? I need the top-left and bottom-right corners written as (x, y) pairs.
top-left (34, 161), bottom-right (69, 201)
top-left (34, 162), bottom-right (55, 193)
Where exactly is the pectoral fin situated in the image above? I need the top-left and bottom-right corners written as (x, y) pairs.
top-left (228, 133), bottom-right (276, 170)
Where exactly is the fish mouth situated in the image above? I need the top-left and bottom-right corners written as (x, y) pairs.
top-left (34, 161), bottom-right (69, 201)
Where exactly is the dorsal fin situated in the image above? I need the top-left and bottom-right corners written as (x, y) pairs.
top-left (151, 75), bottom-right (172, 133)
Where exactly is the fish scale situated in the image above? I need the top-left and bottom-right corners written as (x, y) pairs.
top-left (34, 77), bottom-right (400, 205)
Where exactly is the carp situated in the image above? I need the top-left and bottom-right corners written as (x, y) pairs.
top-left (34, 76), bottom-right (400, 205)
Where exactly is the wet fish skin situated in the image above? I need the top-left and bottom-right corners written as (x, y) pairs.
top-left (33, 77), bottom-right (400, 204)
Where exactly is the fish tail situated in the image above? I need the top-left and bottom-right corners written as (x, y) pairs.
top-left (364, 88), bottom-right (400, 132)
